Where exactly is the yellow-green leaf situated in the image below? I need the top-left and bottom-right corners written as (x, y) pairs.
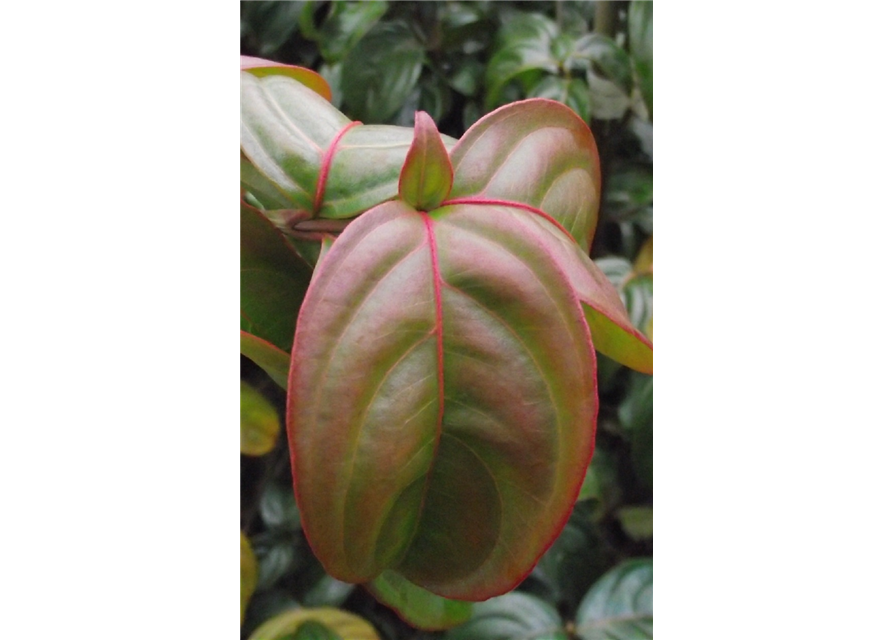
top-left (241, 381), bottom-right (280, 456)
top-left (241, 532), bottom-right (258, 625)
top-left (248, 607), bottom-right (380, 640)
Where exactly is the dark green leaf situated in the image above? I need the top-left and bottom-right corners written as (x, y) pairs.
top-left (260, 482), bottom-right (302, 531)
top-left (445, 592), bottom-right (569, 640)
top-left (587, 71), bottom-right (631, 120)
top-left (618, 373), bottom-right (653, 435)
top-left (246, 1), bottom-right (307, 56)
top-left (575, 559), bottom-right (653, 640)
top-left (366, 570), bottom-right (473, 631)
top-left (572, 33), bottom-right (633, 92)
top-left (629, 0), bottom-right (651, 86)
top-left (622, 275), bottom-right (653, 336)
top-left (255, 540), bottom-right (298, 591)
top-left (287, 621), bottom-right (341, 640)
top-left (341, 21), bottom-right (425, 123)
top-left (485, 14), bottom-right (559, 108)
top-left (303, 575), bottom-right (355, 608)
top-left (529, 76), bottom-right (591, 122)
top-left (318, 0), bottom-right (388, 63)
top-left (241, 382), bottom-right (280, 457)
top-left (241, 200), bottom-right (314, 351)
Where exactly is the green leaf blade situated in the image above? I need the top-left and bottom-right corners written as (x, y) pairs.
top-left (575, 559), bottom-right (653, 640)
top-left (366, 570), bottom-right (472, 631)
top-left (446, 592), bottom-right (569, 640)
top-left (399, 111), bottom-right (454, 211)
top-left (241, 199), bottom-right (314, 351)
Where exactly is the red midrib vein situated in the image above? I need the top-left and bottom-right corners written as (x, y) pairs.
top-left (422, 213), bottom-right (445, 432)
top-left (441, 196), bottom-right (577, 245)
top-left (313, 121), bottom-right (361, 214)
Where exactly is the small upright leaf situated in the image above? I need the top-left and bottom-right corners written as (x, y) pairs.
top-left (399, 111), bottom-right (453, 211)
top-left (241, 381), bottom-right (280, 456)
top-left (367, 570), bottom-right (473, 631)
top-left (249, 607), bottom-right (380, 640)
top-left (575, 559), bottom-right (653, 640)
top-left (242, 532), bottom-right (258, 625)
top-left (446, 592), bottom-right (569, 640)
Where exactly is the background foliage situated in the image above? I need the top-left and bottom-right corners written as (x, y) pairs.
top-left (241, 2), bottom-right (652, 638)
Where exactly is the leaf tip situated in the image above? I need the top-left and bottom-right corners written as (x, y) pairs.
top-left (399, 110), bottom-right (453, 211)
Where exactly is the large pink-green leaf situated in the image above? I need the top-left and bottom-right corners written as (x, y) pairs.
top-left (448, 98), bottom-right (601, 251)
top-left (240, 55), bottom-right (332, 101)
top-left (288, 200), bottom-right (597, 601)
top-left (241, 73), bottom-right (457, 227)
top-left (518, 212), bottom-right (653, 374)
top-left (241, 199), bottom-right (313, 351)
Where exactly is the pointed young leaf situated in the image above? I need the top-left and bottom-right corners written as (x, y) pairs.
top-left (241, 55), bottom-right (332, 101)
top-left (240, 331), bottom-right (290, 390)
top-left (241, 199), bottom-right (314, 351)
top-left (366, 570), bottom-right (473, 631)
top-left (289, 200), bottom-right (597, 600)
top-left (399, 111), bottom-right (453, 211)
top-left (449, 99), bottom-right (601, 250)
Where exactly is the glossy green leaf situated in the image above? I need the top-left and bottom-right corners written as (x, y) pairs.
top-left (241, 55), bottom-right (332, 102)
top-left (241, 199), bottom-right (313, 351)
top-left (485, 14), bottom-right (559, 109)
top-left (317, 0), bottom-right (388, 63)
top-left (449, 99), bottom-right (601, 251)
top-left (575, 559), bottom-right (653, 640)
top-left (260, 482), bottom-right (301, 531)
top-left (341, 21), bottom-right (424, 123)
top-left (445, 592), bottom-right (569, 640)
top-left (303, 575), bottom-right (355, 608)
top-left (241, 331), bottom-right (290, 390)
top-left (571, 34), bottom-right (633, 92)
top-left (255, 540), bottom-right (298, 591)
top-left (622, 274), bottom-right (653, 336)
top-left (242, 3), bottom-right (309, 58)
top-left (628, 1), bottom-right (653, 119)
top-left (242, 532), bottom-right (258, 625)
top-left (366, 570), bottom-right (473, 631)
top-left (249, 607), bottom-right (380, 640)
top-left (287, 621), bottom-right (341, 640)
top-left (587, 71), bottom-right (632, 120)
top-left (399, 111), bottom-right (453, 211)
top-left (529, 76), bottom-right (591, 122)
top-left (241, 382), bottom-right (280, 456)
top-left (289, 200), bottom-right (596, 600)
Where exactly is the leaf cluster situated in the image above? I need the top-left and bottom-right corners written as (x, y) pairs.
top-left (241, 3), bottom-right (653, 639)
